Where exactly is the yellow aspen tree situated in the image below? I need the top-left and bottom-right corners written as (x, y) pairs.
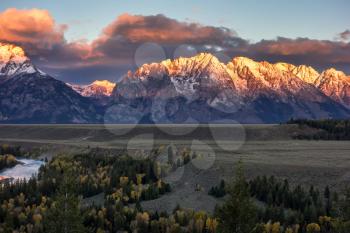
top-left (306, 223), bottom-right (321, 233)
top-left (271, 222), bottom-right (281, 233)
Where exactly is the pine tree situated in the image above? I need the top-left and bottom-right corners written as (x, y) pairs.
top-left (324, 186), bottom-right (332, 216)
top-left (216, 160), bottom-right (258, 233)
top-left (324, 186), bottom-right (330, 199)
top-left (44, 170), bottom-right (85, 233)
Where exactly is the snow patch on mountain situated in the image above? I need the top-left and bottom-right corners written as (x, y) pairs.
top-left (170, 76), bottom-right (199, 97)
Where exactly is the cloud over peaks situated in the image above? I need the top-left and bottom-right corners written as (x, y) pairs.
top-left (245, 37), bottom-right (350, 69)
top-left (92, 13), bottom-right (246, 62)
top-left (0, 8), bottom-right (66, 52)
top-left (99, 13), bottom-right (237, 44)
top-left (1, 8), bottom-right (349, 83)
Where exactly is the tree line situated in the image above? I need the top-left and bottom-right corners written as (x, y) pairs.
top-left (209, 169), bottom-right (350, 233)
top-left (287, 119), bottom-right (350, 140)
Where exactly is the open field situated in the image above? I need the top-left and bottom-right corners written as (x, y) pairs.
top-left (0, 124), bottom-right (349, 213)
top-left (0, 123), bottom-right (315, 147)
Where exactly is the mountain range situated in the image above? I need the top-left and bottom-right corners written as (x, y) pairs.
top-left (0, 43), bottom-right (349, 123)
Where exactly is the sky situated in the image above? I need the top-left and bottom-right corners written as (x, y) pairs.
top-left (1, 0), bottom-right (350, 83)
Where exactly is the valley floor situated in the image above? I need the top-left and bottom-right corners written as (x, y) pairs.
top-left (0, 124), bottom-right (349, 213)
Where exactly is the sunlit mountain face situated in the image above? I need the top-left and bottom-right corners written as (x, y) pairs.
top-left (0, 43), bottom-right (349, 123)
top-left (111, 53), bottom-right (350, 123)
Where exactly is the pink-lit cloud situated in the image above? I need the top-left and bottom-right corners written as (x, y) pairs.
top-left (0, 8), bottom-right (66, 51)
top-left (0, 8), bottom-right (95, 68)
top-left (91, 13), bottom-right (246, 64)
top-left (99, 13), bottom-right (237, 44)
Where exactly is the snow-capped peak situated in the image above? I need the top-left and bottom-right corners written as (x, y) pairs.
top-left (0, 43), bottom-right (43, 77)
top-left (67, 80), bottom-right (116, 97)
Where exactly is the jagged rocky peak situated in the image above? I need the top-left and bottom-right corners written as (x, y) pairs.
top-left (230, 56), bottom-right (260, 69)
top-left (229, 57), bottom-right (284, 74)
top-left (68, 80), bottom-right (116, 97)
top-left (292, 65), bottom-right (320, 84)
top-left (228, 57), bottom-right (289, 83)
top-left (91, 80), bottom-right (116, 92)
top-left (89, 80), bottom-right (116, 97)
top-left (313, 68), bottom-right (350, 108)
top-left (134, 62), bottom-right (168, 78)
top-left (163, 52), bottom-right (221, 67)
top-left (274, 62), bottom-right (297, 71)
top-left (229, 58), bottom-right (321, 85)
top-left (319, 68), bottom-right (347, 79)
top-left (165, 53), bottom-right (227, 76)
top-left (316, 68), bottom-right (349, 87)
top-left (0, 43), bottom-right (43, 77)
top-left (275, 62), bottom-right (320, 84)
top-left (133, 53), bottom-right (227, 78)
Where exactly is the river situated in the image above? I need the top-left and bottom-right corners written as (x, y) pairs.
top-left (0, 158), bottom-right (45, 181)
